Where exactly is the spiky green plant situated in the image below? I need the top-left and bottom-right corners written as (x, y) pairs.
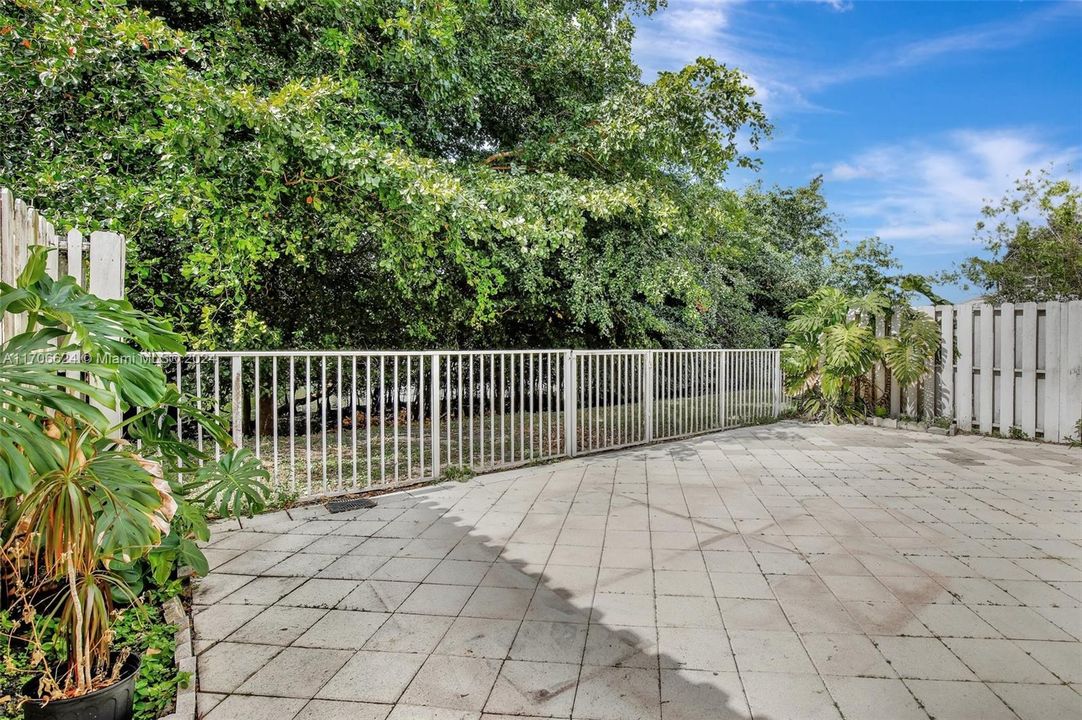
top-left (877, 306), bottom-right (941, 407)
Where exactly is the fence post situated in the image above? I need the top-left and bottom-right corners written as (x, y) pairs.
top-left (999, 303), bottom-right (1015, 433)
top-left (66, 229), bottom-right (84, 287)
top-left (0, 189), bottom-right (13, 343)
top-left (773, 350), bottom-right (783, 418)
top-left (87, 230), bottom-right (127, 430)
top-left (88, 231), bottom-right (125, 301)
top-left (977, 304), bottom-right (995, 433)
top-left (564, 350), bottom-right (576, 457)
top-left (430, 352), bottom-right (441, 478)
top-left (939, 305), bottom-right (954, 420)
top-left (644, 350), bottom-right (654, 442)
top-left (1044, 303), bottom-right (1062, 441)
top-left (231, 356), bottom-right (243, 447)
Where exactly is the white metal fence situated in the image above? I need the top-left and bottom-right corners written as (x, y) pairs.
top-left (152, 349), bottom-right (781, 498)
top-left (0, 188), bottom-right (126, 342)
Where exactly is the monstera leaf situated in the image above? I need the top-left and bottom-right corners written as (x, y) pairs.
top-left (2, 247), bottom-right (271, 697)
top-left (0, 247), bottom-right (183, 497)
top-left (879, 307), bottom-right (940, 387)
top-left (0, 334), bottom-right (116, 497)
top-left (186, 449), bottom-right (270, 518)
top-left (3, 247), bottom-right (183, 355)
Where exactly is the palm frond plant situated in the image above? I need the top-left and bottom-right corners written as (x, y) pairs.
top-left (877, 306), bottom-right (941, 410)
top-left (0, 247), bottom-right (269, 712)
top-left (782, 286), bottom-right (938, 423)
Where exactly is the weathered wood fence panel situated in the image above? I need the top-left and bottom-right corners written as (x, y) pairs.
top-left (875, 302), bottom-right (1082, 443)
top-left (0, 188), bottom-right (126, 343)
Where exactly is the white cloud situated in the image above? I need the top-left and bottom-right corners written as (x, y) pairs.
top-left (809, 2), bottom-right (1076, 89)
top-left (632, 0), bottom-right (823, 114)
top-left (659, 0), bottom-right (733, 37)
top-left (634, 0), bottom-right (1074, 116)
top-left (826, 129), bottom-right (1080, 250)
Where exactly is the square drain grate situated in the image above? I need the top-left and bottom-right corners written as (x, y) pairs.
top-left (325, 497), bottom-right (378, 513)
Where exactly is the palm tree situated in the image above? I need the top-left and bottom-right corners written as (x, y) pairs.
top-left (782, 288), bottom-right (938, 423)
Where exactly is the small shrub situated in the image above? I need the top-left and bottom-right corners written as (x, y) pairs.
top-left (782, 288), bottom-right (938, 424)
top-left (264, 485), bottom-right (301, 512)
top-left (441, 465), bottom-right (475, 482)
top-left (110, 587), bottom-right (189, 720)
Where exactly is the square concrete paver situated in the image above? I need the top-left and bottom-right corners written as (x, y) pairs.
top-left (196, 642), bottom-right (280, 694)
top-left (194, 423), bottom-right (1081, 719)
top-left (573, 665), bottom-right (661, 720)
top-left (317, 650), bottom-right (426, 703)
top-left (294, 609), bottom-right (389, 650)
top-left (226, 605), bottom-right (326, 645)
top-left (435, 616), bottom-right (520, 659)
top-left (399, 654), bottom-right (502, 711)
top-left (742, 671), bottom-right (842, 720)
top-left (235, 646), bottom-right (351, 697)
top-left (486, 658), bottom-right (580, 715)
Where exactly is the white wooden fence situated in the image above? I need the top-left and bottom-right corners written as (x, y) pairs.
top-left (0, 187), bottom-right (126, 342)
top-left (151, 349), bottom-right (782, 498)
top-left (872, 302), bottom-right (1082, 443)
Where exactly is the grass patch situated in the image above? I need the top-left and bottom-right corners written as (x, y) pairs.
top-left (205, 394), bottom-right (777, 499)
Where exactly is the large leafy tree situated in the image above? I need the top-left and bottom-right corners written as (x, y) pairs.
top-left (958, 170), bottom-right (1082, 302)
top-left (2, 0), bottom-right (782, 348)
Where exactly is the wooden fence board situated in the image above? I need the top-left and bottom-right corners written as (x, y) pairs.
top-left (939, 305), bottom-right (954, 420)
top-left (0, 189), bottom-right (126, 345)
top-left (1062, 301), bottom-right (1082, 442)
top-left (12, 200), bottom-right (32, 335)
top-left (999, 302), bottom-right (1015, 433)
top-left (67, 229), bottom-right (83, 286)
top-left (921, 306), bottom-right (935, 422)
top-left (41, 214), bottom-right (58, 279)
top-left (88, 231), bottom-right (125, 300)
top-left (978, 304), bottom-right (994, 433)
top-left (0, 189), bottom-right (14, 341)
top-left (1019, 302), bottom-right (1038, 438)
top-left (1043, 303), bottom-right (1062, 441)
top-left (955, 304), bottom-right (973, 429)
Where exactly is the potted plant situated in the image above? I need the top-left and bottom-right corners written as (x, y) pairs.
top-left (1, 247), bottom-right (268, 719)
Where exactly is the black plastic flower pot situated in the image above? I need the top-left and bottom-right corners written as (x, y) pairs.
top-left (22, 654), bottom-right (141, 720)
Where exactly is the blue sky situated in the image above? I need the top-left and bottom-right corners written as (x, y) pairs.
top-left (632, 0), bottom-right (1082, 300)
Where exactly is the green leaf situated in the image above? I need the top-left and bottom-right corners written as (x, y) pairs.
top-left (186, 449), bottom-right (270, 518)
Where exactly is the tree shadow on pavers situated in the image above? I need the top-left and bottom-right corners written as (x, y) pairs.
top-left (193, 457), bottom-right (974, 720)
top-left (392, 491), bottom-right (766, 720)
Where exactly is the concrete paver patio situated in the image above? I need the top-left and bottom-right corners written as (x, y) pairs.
top-left (192, 422), bottom-right (1081, 720)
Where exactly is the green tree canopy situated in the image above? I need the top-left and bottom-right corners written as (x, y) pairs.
top-left (958, 169), bottom-right (1082, 303)
top-left (1, 0), bottom-right (896, 349)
